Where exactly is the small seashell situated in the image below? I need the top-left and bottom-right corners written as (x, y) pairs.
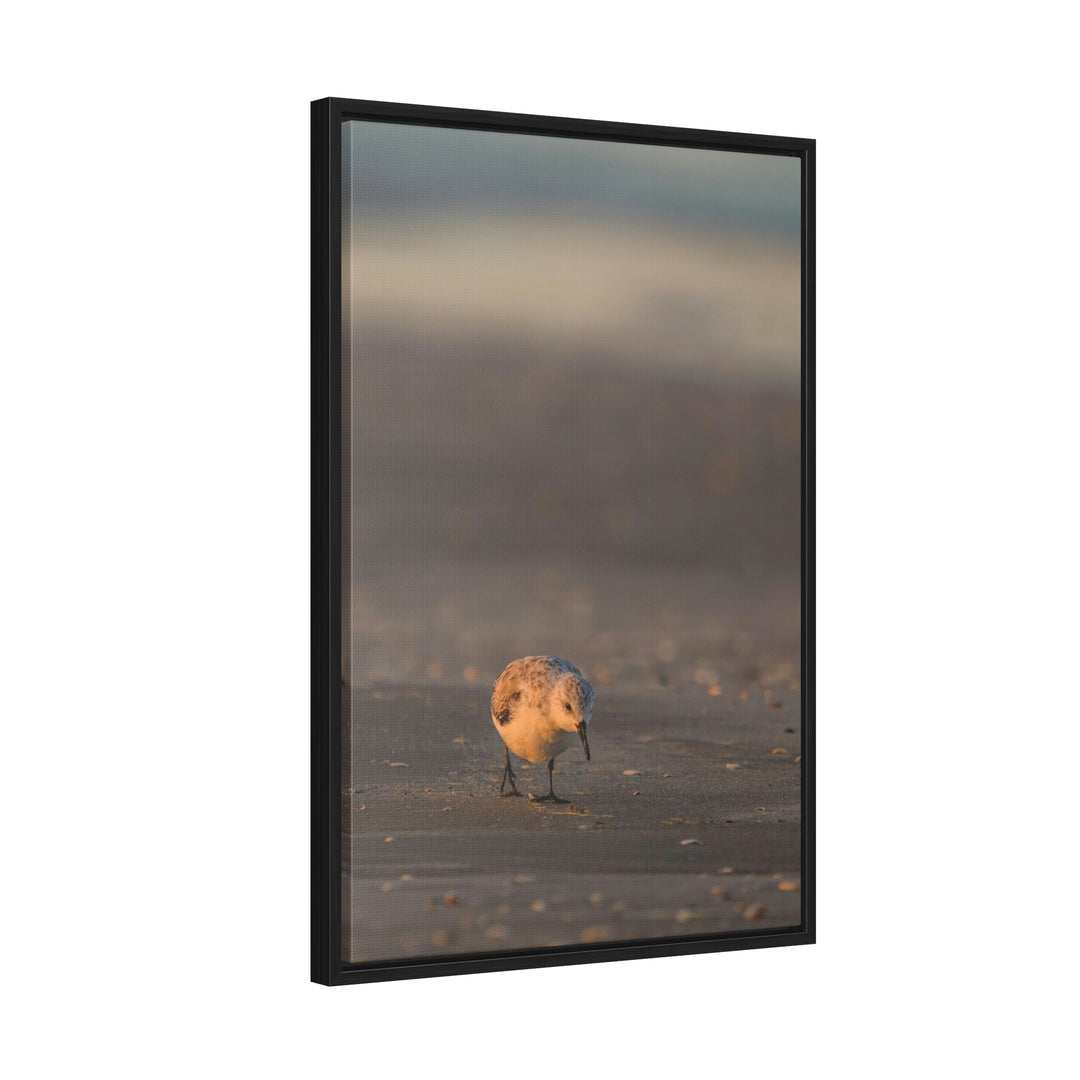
top-left (589, 892), bottom-right (603, 904)
top-left (778, 881), bottom-right (800, 892)
top-left (674, 908), bottom-right (696, 923)
top-left (711, 886), bottom-right (728, 899)
top-left (708, 684), bottom-right (722, 696)
top-left (530, 899), bottom-right (546, 913)
top-left (443, 891), bottom-right (458, 906)
top-left (725, 763), bottom-right (740, 770)
top-left (381, 882), bottom-right (393, 892)
top-left (771, 748), bottom-right (787, 755)
top-left (680, 838), bottom-right (703, 846)
top-left (389, 762), bottom-right (408, 767)
top-left (513, 874), bottom-right (535, 885)
top-left (622, 769), bottom-right (642, 776)
top-left (384, 836), bottom-right (394, 842)
top-left (485, 925), bottom-right (507, 940)
top-left (432, 930), bottom-right (450, 946)
top-left (743, 904), bottom-right (766, 919)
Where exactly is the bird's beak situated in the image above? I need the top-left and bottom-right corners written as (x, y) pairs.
top-left (576, 721), bottom-right (590, 761)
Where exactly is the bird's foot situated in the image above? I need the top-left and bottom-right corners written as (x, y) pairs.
top-left (533, 794), bottom-right (569, 804)
top-left (499, 789), bottom-right (523, 798)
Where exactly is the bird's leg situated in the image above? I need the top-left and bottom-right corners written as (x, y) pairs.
top-left (499, 746), bottom-right (521, 797)
top-left (534, 757), bottom-right (569, 804)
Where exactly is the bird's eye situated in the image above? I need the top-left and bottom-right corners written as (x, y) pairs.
top-left (565, 702), bottom-right (572, 711)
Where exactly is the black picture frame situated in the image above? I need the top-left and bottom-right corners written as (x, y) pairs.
top-left (312, 96), bottom-right (815, 986)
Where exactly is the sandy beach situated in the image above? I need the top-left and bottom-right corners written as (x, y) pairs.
top-left (338, 317), bottom-right (804, 965)
top-left (343, 679), bottom-right (802, 964)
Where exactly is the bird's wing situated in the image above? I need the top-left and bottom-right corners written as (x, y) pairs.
top-left (491, 668), bottom-right (522, 726)
top-left (582, 676), bottom-right (596, 714)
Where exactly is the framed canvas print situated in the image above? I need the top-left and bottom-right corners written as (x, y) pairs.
top-left (312, 97), bottom-right (815, 985)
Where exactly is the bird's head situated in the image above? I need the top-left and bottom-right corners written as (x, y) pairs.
top-left (554, 672), bottom-right (594, 761)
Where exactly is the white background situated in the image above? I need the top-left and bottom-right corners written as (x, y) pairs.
top-left (3, 2), bottom-right (1076, 1077)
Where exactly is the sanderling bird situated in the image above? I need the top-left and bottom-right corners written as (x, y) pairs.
top-left (491, 656), bottom-right (594, 802)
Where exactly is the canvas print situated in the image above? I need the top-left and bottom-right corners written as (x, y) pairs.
top-left (338, 116), bottom-right (805, 966)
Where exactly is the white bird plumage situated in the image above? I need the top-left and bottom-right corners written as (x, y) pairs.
top-left (490, 656), bottom-right (594, 802)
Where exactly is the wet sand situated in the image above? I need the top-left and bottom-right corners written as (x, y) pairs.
top-left (343, 683), bottom-right (802, 964)
top-left (339, 334), bottom-right (804, 965)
